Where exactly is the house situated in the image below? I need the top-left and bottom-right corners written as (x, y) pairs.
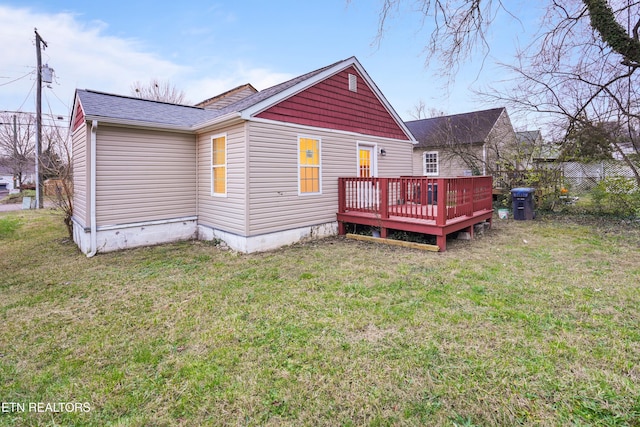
top-left (405, 107), bottom-right (517, 177)
top-left (0, 161), bottom-right (35, 193)
top-left (515, 130), bottom-right (543, 168)
top-left (70, 57), bottom-right (415, 256)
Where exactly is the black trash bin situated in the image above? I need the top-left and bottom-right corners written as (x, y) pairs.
top-left (406, 182), bottom-right (438, 204)
top-left (511, 187), bottom-right (535, 220)
top-left (427, 183), bottom-right (438, 205)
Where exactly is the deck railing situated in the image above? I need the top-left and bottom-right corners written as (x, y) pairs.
top-left (338, 176), bottom-right (493, 225)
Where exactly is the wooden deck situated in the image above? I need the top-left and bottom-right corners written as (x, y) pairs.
top-left (337, 176), bottom-right (494, 251)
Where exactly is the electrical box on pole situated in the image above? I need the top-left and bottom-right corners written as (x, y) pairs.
top-left (42, 64), bottom-right (53, 84)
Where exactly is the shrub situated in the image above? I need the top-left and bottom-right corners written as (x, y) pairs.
top-left (591, 177), bottom-right (640, 217)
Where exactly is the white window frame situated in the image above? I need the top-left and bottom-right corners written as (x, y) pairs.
top-left (211, 133), bottom-right (227, 197)
top-left (423, 151), bottom-right (439, 176)
top-left (298, 135), bottom-right (322, 196)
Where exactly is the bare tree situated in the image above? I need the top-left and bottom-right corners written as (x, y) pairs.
top-left (408, 100), bottom-right (447, 120)
top-left (369, 0), bottom-right (640, 186)
top-left (482, 1), bottom-right (640, 184)
top-left (130, 78), bottom-right (188, 104)
top-left (0, 112), bottom-right (35, 189)
top-left (40, 116), bottom-right (73, 238)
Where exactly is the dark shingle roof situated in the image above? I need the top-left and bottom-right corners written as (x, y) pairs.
top-left (76, 90), bottom-right (215, 128)
top-left (405, 107), bottom-right (505, 148)
top-left (76, 58), bottom-right (350, 130)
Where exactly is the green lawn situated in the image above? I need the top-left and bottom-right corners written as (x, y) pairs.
top-left (1, 210), bottom-right (639, 426)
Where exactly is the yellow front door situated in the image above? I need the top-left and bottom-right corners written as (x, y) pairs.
top-left (357, 146), bottom-right (376, 208)
top-left (359, 147), bottom-right (372, 178)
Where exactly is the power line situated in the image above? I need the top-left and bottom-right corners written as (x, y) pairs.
top-left (1, 110), bottom-right (67, 119)
top-left (44, 88), bottom-right (70, 115)
top-left (15, 79), bottom-right (36, 112)
top-left (0, 70), bottom-right (35, 87)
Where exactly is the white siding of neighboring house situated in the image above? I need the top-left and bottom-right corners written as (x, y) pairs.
top-left (95, 125), bottom-right (197, 226)
top-left (72, 123), bottom-right (89, 227)
top-left (246, 120), bottom-right (413, 236)
top-left (196, 122), bottom-right (248, 236)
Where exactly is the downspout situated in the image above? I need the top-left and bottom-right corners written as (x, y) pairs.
top-left (87, 120), bottom-right (98, 257)
top-left (482, 144), bottom-right (487, 176)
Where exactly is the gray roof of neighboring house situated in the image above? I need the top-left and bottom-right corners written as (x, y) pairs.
top-left (405, 107), bottom-right (506, 148)
top-left (75, 58), bottom-right (347, 130)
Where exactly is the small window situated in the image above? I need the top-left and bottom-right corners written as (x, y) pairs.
top-left (348, 74), bottom-right (357, 92)
top-left (299, 136), bottom-right (321, 194)
top-left (423, 151), bottom-right (438, 176)
top-left (211, 134), bottom-right (227, 196)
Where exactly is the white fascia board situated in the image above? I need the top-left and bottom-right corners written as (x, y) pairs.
top-left (82, 115), bottom-right (194, 133)
top-left (247, 116), bottom-right (416, 144)
top-left (193, 112), bottom-right (244, 133)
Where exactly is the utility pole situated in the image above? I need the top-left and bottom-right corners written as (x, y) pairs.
top-left (35, 29), bottom-right (47, 209)
top-left (12, 115), bottom-right (18, 190)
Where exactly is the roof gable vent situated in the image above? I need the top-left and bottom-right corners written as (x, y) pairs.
top-left (348, 73), bottom-right (357, 92)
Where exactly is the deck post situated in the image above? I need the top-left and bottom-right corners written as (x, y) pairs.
top-left (380, 178), bottom-right (389, 220)
top-left (338, 178), bottom-right (345, 214)
top-left (436, 178), bottom-right (447, 226)
top-left (337, 178), bottom-right (346, 235)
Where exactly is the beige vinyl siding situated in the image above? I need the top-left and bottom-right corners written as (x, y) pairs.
top-left (196, 123), bottom-right (247, 235)
top-left (247, 121), bottom-right (413, 235)
top-left (413, 147), bottom-right (483, 177)
top-left (95, 126), bottom-right (196, 226)
top-left (71, 123), bottom-right (89, 227)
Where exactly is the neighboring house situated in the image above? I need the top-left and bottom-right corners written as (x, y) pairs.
top-left (405, 107), bottom-right (517, 177)
top-left (70, 57), bottom-right (415, 255)
top-left (0, 161), bottom-right (35, 192)
top-left (515, 130), bottom-right (543, 169)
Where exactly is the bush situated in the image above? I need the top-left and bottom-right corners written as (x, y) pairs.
top-left (591, 177), bottom-right (640, 217)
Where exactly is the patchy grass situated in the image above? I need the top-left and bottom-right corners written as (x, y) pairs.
top-left (1, 210), bottom-right (639, 426)
top-left (0, 216), bottom-right (22, 238)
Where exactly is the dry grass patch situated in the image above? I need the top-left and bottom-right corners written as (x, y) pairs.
top-left (1, 210), bottom-right (639, 426)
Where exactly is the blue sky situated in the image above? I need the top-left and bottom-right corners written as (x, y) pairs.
top-left (0, 1), bottom-right (543, 129)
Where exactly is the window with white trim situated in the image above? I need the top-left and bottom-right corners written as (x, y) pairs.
top-left (299, 136), bottom-right (321, 194)
top-left (211, 134), bottom-right (227, 196)
top-left (423, 151), bottom-right (439, 176)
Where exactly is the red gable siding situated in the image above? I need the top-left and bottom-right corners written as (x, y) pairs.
top-left (72, 101), bottom-right (85, 132)
top-left (255, 67), bottom-right (409, 140)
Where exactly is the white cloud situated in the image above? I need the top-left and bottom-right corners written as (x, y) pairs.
top-left (0, 6), bottom-right (188, 114)
top-left (185, 63), bottom-right (292, 104)
top-left (0, 5), bottom-right (292, 115)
